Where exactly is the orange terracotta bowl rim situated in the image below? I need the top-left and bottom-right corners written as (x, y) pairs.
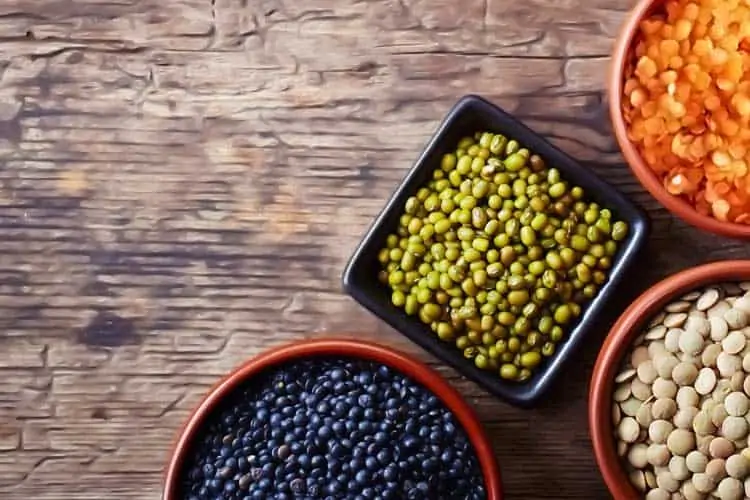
top-left (608, 0), bottom-right (750, 239)
top-left (162, 338), bottom-right (503, 500)
top-left (589, 260), bottom-right (750, 498)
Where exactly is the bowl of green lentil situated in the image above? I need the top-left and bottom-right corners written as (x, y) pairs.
top-left (342, 95), bottom-right (650, 407)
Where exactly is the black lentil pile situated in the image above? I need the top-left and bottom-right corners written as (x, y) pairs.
top-left (182, 359), bottom-right (486, 500)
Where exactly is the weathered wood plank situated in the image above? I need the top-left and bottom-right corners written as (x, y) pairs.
top-left (0, 0), bottom-right (749, 498)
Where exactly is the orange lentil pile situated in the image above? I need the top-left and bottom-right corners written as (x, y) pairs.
top-left (622, 0), bottom-right (750, 223)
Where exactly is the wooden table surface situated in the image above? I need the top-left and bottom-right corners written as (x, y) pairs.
top-left (1, 0), bottom-right (749, 498)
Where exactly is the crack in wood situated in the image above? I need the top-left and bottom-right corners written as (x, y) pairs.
top-left (155, 393), bottom-right (186, 418)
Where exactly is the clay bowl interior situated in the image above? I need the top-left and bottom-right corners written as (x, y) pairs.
top-left (609, 0), bottom-right (750, 238)
top-left (589, 260), bottom-right (750, 498)
top-left (163, 338), bottom-right (503, 500)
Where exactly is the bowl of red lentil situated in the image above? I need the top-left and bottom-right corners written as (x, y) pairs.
top-left (609, 0), bottom-right (750, 238)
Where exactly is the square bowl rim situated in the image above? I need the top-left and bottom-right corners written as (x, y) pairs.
top-left (342, 94), bottom-right (651, 408)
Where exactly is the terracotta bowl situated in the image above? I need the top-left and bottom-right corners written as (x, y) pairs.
top-left (589, 260), bottom-right (750, 498)
top-left (609, 0), bottom-right (750, 238)
top-left (162, 338), bottom-right (503, 499)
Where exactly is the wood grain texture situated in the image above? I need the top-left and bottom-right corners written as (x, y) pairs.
top-left (0, 0), bottom-right (749, 498)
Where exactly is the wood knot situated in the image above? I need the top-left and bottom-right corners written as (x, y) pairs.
top-left (78, 311), bottom-right (138, 348)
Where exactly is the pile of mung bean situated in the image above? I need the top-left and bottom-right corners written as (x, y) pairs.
top-left (613, 282), bottom-right (750, 500)
top-left (378, 131), bottom-right (629, 382)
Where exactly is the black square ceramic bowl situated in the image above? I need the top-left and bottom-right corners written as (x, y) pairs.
top-left (342, 95), bottom-right (650, 408)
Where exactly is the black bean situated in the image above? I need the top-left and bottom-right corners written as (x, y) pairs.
top-left (180, 359), bottom-right (485, 499)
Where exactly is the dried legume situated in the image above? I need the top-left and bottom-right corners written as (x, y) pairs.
top-left (381, 132), bottom-right (629, 381)
top-left (614, 283), bottom-right (750, 497)
top-left (621, 0), bottom-right (750, 224)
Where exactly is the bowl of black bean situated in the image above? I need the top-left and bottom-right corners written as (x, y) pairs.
top-left (163, 338), bottom-right (502, 500)
top-left (343, 94), bottom-right (650, 408)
